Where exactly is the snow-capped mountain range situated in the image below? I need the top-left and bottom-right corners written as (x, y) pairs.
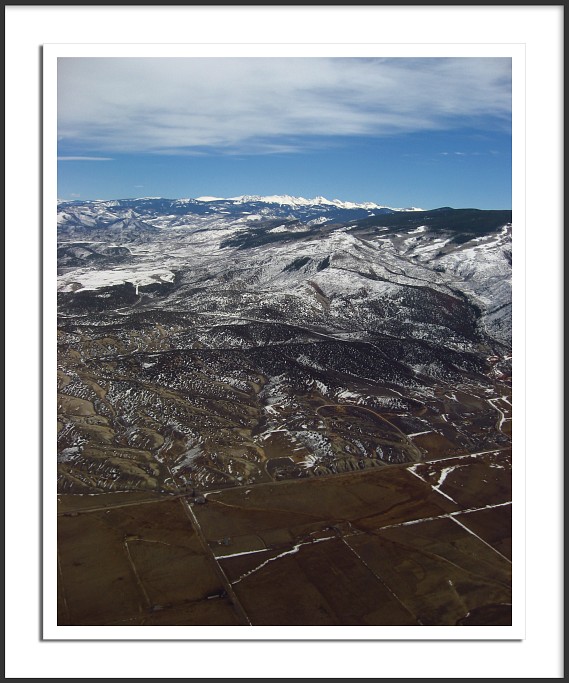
top-left (60, 193), bottom-right (422, 211)
top-left (57, 194), bottom-right (512, 346)
top-left (194, 194), bottom-right (422, 211)
top-left (56, 193), bottom-right (512, 494)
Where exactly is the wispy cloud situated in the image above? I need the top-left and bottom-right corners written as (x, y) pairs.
top-left (438, 150), bottom-right (500, 157)
top-left (57, 156), bottom-right (114, 161)
top-left (58, 57), bottom-right (511, 156)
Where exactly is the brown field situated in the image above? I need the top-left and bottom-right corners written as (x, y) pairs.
top-left (219, 538), bottom-right (420, 626)
top-left (412, 449), bottom-right (511, 508)
top-left (58, 449), bottom-right (511, 626)
top-left (345, 516), bottom-right (511, 626)
top-left (57, 498), bottom-right (243, 626)
top-left (409, 431), bottom-right (458, 457)
top-left (456, 503), bottom-right (512, 560)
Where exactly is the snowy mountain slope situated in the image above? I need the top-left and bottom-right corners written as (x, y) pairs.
top-left (57, 196), bottom-right (512, 347)
top-left (56, 194), bottom-right (512, 495)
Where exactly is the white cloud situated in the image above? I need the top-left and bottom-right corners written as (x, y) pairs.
top-left (58, 57), bottom-right (511, 155)
top-left (57, 156), bottom-right (114, 161)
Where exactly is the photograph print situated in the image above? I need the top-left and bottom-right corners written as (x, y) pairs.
top-left (55, 54), bottom-right (513, 630)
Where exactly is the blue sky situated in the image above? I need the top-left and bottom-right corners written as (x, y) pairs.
top-left (58, 57), bottom-right (511, 209)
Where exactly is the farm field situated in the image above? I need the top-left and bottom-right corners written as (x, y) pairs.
top-left (58, 449), bottom-right (511, 626)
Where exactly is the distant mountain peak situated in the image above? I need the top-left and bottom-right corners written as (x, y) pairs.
top-left (203, 194), bottom-right (393, 211)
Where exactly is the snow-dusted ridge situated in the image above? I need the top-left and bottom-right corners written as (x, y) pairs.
top-left (228, 194), bottom-right (384, 210)
top-left (58, 194), bottom-right (424, 212)
top-left (195, 194), bottom-right (423, 212)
